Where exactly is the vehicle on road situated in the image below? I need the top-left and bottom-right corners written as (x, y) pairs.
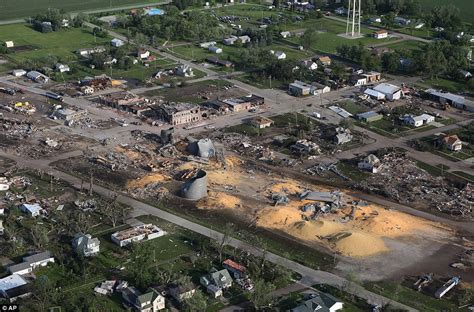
top-left (45, 91), bottom-right (64, 102)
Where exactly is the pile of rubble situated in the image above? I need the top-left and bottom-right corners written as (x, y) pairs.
top-left (357, 152), bottom-right (473, 218)
top-left (0, 117), bottom-right (35, 138)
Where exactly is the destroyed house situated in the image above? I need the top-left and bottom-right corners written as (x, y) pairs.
top-left (99, 92), bottom-right (151, 114)
top-left (203, 99), bottom-right (232, 113)
top-left (111, 224), bottom-right (166, 247)
top-left (153, 102), bottom-right (201, 126)
top-left (206, 57), bottom-right (234, 67)
top-left (223, 259), bottom-right (246, 278)
top-left (219, 95), bottom-right (264, 112)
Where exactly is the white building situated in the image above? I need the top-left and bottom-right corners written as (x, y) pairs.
top-left (11, 69), bottom-right (26, 77)
top-left (111, 224), bottom-right (166, 247)
top-left (364, 88), bottom-right (385, 100)
top-left (403, 114), bottom-right (434, 127)
top-left (26, 71), bottom-right (49, 83)
top-left (111, 38), bottom-right (125, 47)
top-left (200, 41), bottom-right (217, 48)
top-left (137, 49), bottom-right (151, 59)
top-left (272, 50), bottom-right (286, 60)
top-left (4, 41), bottom-right (14, 48)
top-left (55, 63), bottom-right (70, 73)
top-left (374, 30), bottom-right (388, 39)
top-left (373, 83), bottom-right (401, 101)
top-left (280, 31), bottom-right (291, 38)
top-left (72, 234), bottom-right (100, 257)
top-left (208, 46), bottom-right (222, 54)
top-left (19, 203), bottom-right (43, 217)
top-left (300, 60), bottom-right (318, 71)
top-left (8, 251), bottom-right (55, 275)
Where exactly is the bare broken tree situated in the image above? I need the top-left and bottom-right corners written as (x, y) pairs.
top-left (215, 222), bottom-right (235, 263)
top-left (99, 194), bottom-right (132, 227)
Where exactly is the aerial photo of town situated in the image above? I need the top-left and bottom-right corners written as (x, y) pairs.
top-left (0, 0), bottom-right (473, 311)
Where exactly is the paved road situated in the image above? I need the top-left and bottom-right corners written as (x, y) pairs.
top-left (0, 150), bottom-right (417, 311)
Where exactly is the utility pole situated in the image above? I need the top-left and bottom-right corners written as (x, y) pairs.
top-left (89, 170), bottom-right (93, 196)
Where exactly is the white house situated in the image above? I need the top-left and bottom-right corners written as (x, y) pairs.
top-left (209, 46), bottom-right (222, 54)
top-left (137, 49), bottom-right (150, 59)
top-left (441, 135), bottom-right (463, 151)
top-left (8, 251), bottom-right (55, 275)
top-left (72, 234), bottom-right (100, 257)
top-left (374, 30), bottom-right (388, 39)
top-left (300, 60), bottom-right (318, 71)
top-left (358, 154), bottom-right (381, 173)
top-left (121, 287), bottom-right (165, 312)
top-left (4, 41), bottom-right (14, 48)
top-left (273, 51), bottom-right (286, 60)
top-left (311, 82), bottom-right (330, 95)
top-left (373, 83), bottom-right (401, 101)
top-left (403, 114), bottom-right (434, 127)
top-left (223, 36), bottom-right (238, 45)
top-left (55, 63), bottom-right (70, 73)
top-left (291, 292), bottom-right (343, 312)
top-left (111, 38), bottom-right (124, 47)
top-left (280, 31), bottom-right (291, 38)
top-left (19, 203), bottom-right (43, 217)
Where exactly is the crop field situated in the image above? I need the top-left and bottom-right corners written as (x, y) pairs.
top-left (418, 0), bottom-right (474, 23)
top-left (0, 0), bottom-right (159, 20)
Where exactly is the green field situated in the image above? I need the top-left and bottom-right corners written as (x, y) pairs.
top-left (0, 0), bottom-right (159, 20)
top-left (418, 0), bottom-right (474, 23)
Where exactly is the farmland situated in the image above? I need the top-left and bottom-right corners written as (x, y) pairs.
top-left (0, 0), bottom-right (160, 21)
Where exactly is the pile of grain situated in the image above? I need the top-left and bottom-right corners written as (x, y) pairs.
top-left (267, 180), bottom-right (304, 195)
top-left (126, 173), bottom-right (171, 189)
top-left (334, 232), bottom-right (389, 257)
top-left (198, 192), bottom-right (242, 209)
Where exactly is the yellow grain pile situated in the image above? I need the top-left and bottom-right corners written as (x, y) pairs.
top-left (267, 180), bottom-right (304, 195)
top-left (288, 221), bottom-right (345, 240)
top-left (197, 192), bottom-right (242, 209)
top-left (334, 232), bottom-right (389, 257)
top-left (257, 207), bottom-right (303, 227)
top-left (126, 173), bottom-right (171, 189)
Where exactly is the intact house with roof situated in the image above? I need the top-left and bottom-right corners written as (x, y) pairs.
top-left (72, 234), bottom-right (100, 257)
top-left (209, 46), bottom-right (223, 54)
top-left (121, 286), bottom-right (165, 312)
top-left (289, 80), bottom-right (312, 96)
top-left (3, 41), bottom-right (14, 48)
top-left (200, 269), bottom-right (233, 298)
top-left (290, 292), bottom-right (343, 312)
top-left (358, 154), bottom-right (382, 173)
top-left (19, 203), bottom-right (43, 217)
top-left (318, 56), bottom-right (332, 66)
top-left (0, 274), bottom-right (31, 302)
top-left (403, 113), bottom-right (434, 127)
top-left (8, 251), bottom-right (55, 276)
top-left (374, 30), bottom-right (388, 39)
top-left (300, 60), bottom-right (318, 71)
top-left (206, 57), bottom-right (234, 68)
top-left (357, 111), bottom-right (383, 123)
top-left (137, 49), bottom-right (151, 60)
top-left (168, 282), bottom-right (197, 302)
top-left (111, 38), bottom-right (125, 47)
top-left (223, 259), bottom-right (246, 279)
top-left (272, 50), bottom-right (286, 60)
top-left (441, 134), bottom-right (463, 151)
top-left (76, 47), bottom-right (106, 57)
top-left (223, 35), bottom-right (251, 45)
top-left (55, 63), bottom-right (70, 73)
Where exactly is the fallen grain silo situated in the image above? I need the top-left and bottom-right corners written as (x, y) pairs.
top-left (181, 169), bottom-right (208, 200)
top-left (187, 137), bottom-right (215, 159)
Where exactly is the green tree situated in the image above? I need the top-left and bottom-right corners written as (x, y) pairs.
top-left (247, 278), bottom-right (276, 310)
top-left (182, 289), bottom-right (208, 312)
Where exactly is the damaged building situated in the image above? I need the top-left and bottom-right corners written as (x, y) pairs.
top-left (98, 91), bottom-right (152, 115)
top-left (148, 102), bottom-right (201, 126)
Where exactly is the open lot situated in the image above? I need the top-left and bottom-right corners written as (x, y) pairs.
top-left (0, 0), bottom-right (159, 20)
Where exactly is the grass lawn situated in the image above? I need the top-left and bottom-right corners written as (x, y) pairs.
top-left (0, 0), bottom-right (160, 20)
top-left (0, 24), bottom-right (111, 64)
top-left (235, 72), bottom-right (286, 89)
top-left (285, 17), bottom-right (396, 54)
top-left (337, 101), bottom-right (367, 115)
top-left (364, 281), bottom-right (461, 312)
top-left (418, 77), bottom-right (469, 93)
top-left (380, 40), bottom-right (426, 52)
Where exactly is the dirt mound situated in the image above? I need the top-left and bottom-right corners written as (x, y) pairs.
top-left (207, 170), bottom-right (241, 186)
top-left (126, 173), bottom-right (171, 189)
top-left (198, 192), bottom-right (242, 209)
top-left (334, 232), bottom-right (389, 258)
top-left (257, 207), bottom-right (303, 227)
